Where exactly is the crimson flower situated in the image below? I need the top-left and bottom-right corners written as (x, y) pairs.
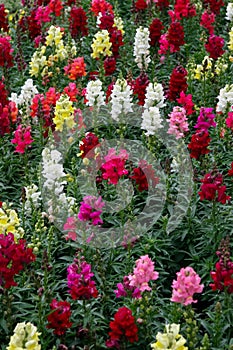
top-left (177, 91), bottom-right (195, 115)
top-left (200, 10), bottom-right (215, 34)
top-left (104, 56), bottom-right (116, 76)
top-left (69, 6), bottom-right (88, 38)
top-left (99, 12), bottom-right (114, 31)
top-left (167, 66), bottom-right (188, 101)
top-left (131, 72), bottom-right (150, 106)
top-left (204, 0), bottom-right (224, 14)
top-left (149, 18), bottom-right (164, 46)
top-left (210, 237), bottom-right (233, 294)
top-left (167, 21), bottom-right (185, 53)
top-left (199, 171), bottom-right (231, 204)
top-left (130, 160), bottom-right (159, 191)
top-left (0, 4), bottom-right (9, 32)
top-left (135, 0), bottom-right (148, 10)
top-left (109, 28), bottom-right (124, 58)
top-left (188, 130), bottom-right (211, 159)
top-left (228, 162), bottom-right (233, 176)
top-left (79, 132), bottom-right (100, 159)
top-left (106, 307), bottom-right (138, 347)
top-left (205, 34), bottom-right (225, 60)
top-left (0, 36), bottom-right (14, 68)
top-left (47, 299), bottom-right (72, 336)
top-left (0, 233), bottom-right (35, 289)
top-left (90, 0), bottom-right (113, 16)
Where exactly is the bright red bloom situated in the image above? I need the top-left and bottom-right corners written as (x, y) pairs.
top-left (104, 56), bottom-right (116, 76)
top-left (67, 258), bottom-right (98, 300)
top-left (106, 82), bottom-right (115, 103)
top-left (131, 72), bottom-right (150, 106)
top-left (47, 299), bottom-right (72, 336)
top-left (107, 307), bottom-right (138, 346)
top-left (0, 4), bottom-right (9, 32)
top-left (0, 232), bottom-right (35, 289)
top-left (200, 10), bottom-right (215, 34)
top-left (204, 0), bottom-right (224, 15)
top-left (48, 0), bottom-right (63, 17)
top-left (79, 132), bottom-right (100, 159)
top-left (210, 237), bottom-right (233, 294)
top-left (199, 171), bottom-right (231, 204)
top-left (228, 162), bottom-right (233, 176)
top-left (167, 21), bottom-right (185, 53)
top-left (205, 34), bottom-right (225, 60)
top-left (149, 18), bottom-right (164, 46)
top-left (155, 0), bottom-right (169, 9)
top-left (69, 6), bottom-right (88, 38)
top-left (135, 0), bottom-right (148, 10)
top-left (90, 0), bottom-right (113, 16)
top-left (167, 66), bottom-right (188, 101)
top-left (170, 0), bottom-right (196, 20)
top-left (188, 130), bottom-right (211, 159)
top-left (0, 36), bottom-right (14, 68)
top-left (177, 91), bottom-right (195, 115)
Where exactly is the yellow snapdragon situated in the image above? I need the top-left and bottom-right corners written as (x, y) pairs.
top-left (215, 55), bottom-right (228, 75)
top-left (193, 56), bottom-right (213, 80)
top-left (228, 27), bottom-right (233, 51)
top-left (29, 49), bottom-right (47, 77)
top-left (0, 202), bottom-right (24, 240)
top-left (7, 322), bottom-right (41, 350)
top-left (113, 16), bottom-right (125, 35)
top-left (91, 30), bottom-right (112, 59)
top-left (151, 324), bottom-right (188, 350)
top-left (54, 94), bottom-right (75, 132)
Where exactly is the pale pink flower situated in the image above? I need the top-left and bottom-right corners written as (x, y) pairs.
top-left (128, 255), bottom-right (159, 292)
top-left (167, 106), bottom-right (189, 139)
top-left (171, 266), bottom-right (204, 306)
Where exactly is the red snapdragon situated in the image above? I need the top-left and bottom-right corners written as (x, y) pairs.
top-left (199, 171), bottom-right (231, 204)
top-left (205, 34), bottom-right (225, 60)
top-left (47, 299), bottom-right (72, 336)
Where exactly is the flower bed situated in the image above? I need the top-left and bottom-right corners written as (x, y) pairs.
top-left (0, 0), bottom-right (233, 349)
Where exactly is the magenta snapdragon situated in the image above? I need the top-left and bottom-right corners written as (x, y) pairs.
top-left (171, 266), bottom-right (204, 306)
top-left (78, 195), bottom-right (105, 225)
top-left (194, 107), bottom-right (216, 131)
top-left (167, 106), bottom-right (189, 139)
top-left (101, 148), bottom-right (129, 185)
top-left (11, 125), bottom-right (34, 153)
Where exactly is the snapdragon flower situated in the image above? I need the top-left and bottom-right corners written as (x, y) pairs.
top-left (7, 322), bottom-right (41, 350)
top-left (86, 79), bottom-right (105, 109)
top-left (133, 26), bottom-right (151, 70)
top-left (110, 78), bottom-right (133, 121)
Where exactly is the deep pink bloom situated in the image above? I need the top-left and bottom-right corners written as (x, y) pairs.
top-left (35, 6), bottom-right (52, 24)
top-left (177, 91), bottom-right (195, 115)
top-left (200, 10), bottom-right (215, 34)
top-left (167, 106), bottom-right (189, 139)
top-left (0, 36), bottom-right (14, 68)
top-left (64, 216), bottom-right (77, 241)
top-left (78, 195), bottom-right (105, 225)
top-left (171, 266), bottom-right (204, 305)
top-left (226, 111), bottom-right (233, 131)
top-left (11, 125), bottom-right (34, 153)
top-left (101, 149), bottom-right (129, 185)
top-left (194, 107), bottom-right (216, 131)
top-left (67, 258), bottom-right (98, 300)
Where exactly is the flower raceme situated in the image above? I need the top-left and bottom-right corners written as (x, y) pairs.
top-left (47, 299), bottom-right (72, 336)
top-left (151, 323), bottom-right (188, 350)
top-left (100, 148), bottom-right (129, 185)
top-left (167, 106), bottom-right (189, 139)
top-left (53, 94), bottom-right (75, 132)
top-left (198, 171), bottom-right (231, 204)
top-left (67, 257), bottom-right (98, 300)
top-left (78, 195), bottom-right (105, 225)
top-left (64, 57), bottom-right (87, 80)
top-left (106, 307), bottom-right (138, 348)
top-left (0, 232), bottom-right (35, 289)
top-left (115, 254), bottom-right (159, 298)
top-left (171, 266), bottom-right (204, 306)
top-left (91, 29), bottom-right (112, 59)
top-left (11, 125), bottom-right (34, 154)
top-left (7, 322), bottom-right (41, 350)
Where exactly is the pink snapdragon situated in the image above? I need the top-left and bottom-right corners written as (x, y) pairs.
top-left (128, 255), bottom-right (159, 293)
top-left (101, 148), bottom-right (129, 185)
top-left (176, 91), bottom-right (195, 115)
top-left (67, 257), bottom-right (98, 300)
top-left (194, 107), bottom-right (216, 131)
top-left (35, 6), bottom-right (52, 24)
top-left (167, 106), bottom-right (189, 139)
top-left (171, 266), bottom-right (204, 306)
top-left (11, 125), bottom-right (34, 153)
top-left (78, 195), bottom-right (105, 225)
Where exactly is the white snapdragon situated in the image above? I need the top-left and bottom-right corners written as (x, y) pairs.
top-left (226, 3), bottom-right (233, 21)
top-left (10, 79), bottom-right (38, 115)
top-left (110, 78), bottom-right (133, 121)
top-left (41, 148), bottom-right (75, 222)
top-left (144, 82), bottom-right (166, 109)
top-left (141, 107), bottom-right (163, 136)
top-left (24, 184), bottom-right (41, 214)
top-left (133, 27), bottom-right (151, 70)
top-left (86, 79), bottom-right (105, 109)
top-left (216, 84), bottom-right (233, 113)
